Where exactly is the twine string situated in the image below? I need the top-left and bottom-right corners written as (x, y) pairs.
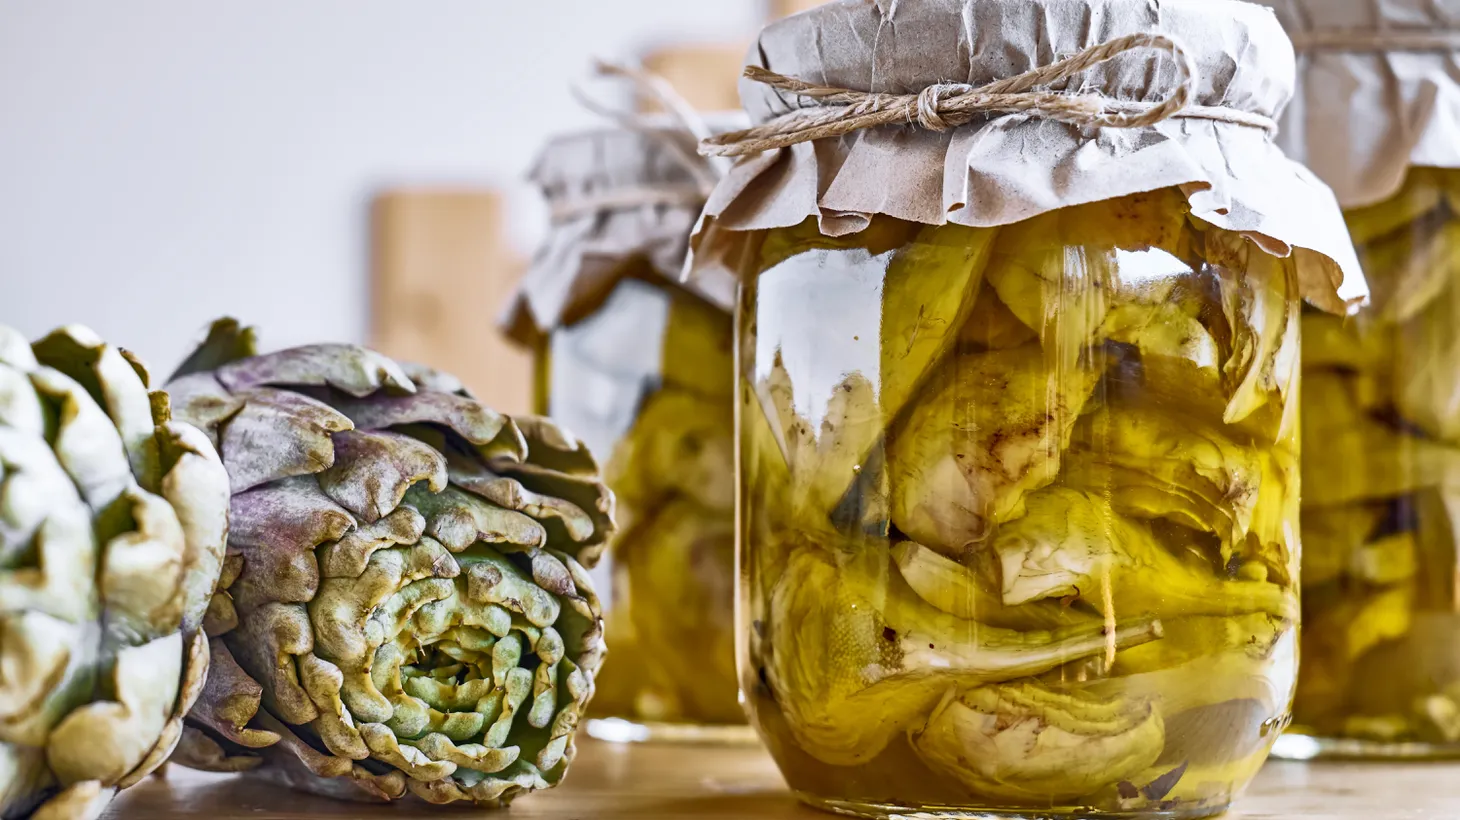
top-left (569, 60), bottom-right (726, 198)
top-left (701, 32), bottom-right (1278, 159)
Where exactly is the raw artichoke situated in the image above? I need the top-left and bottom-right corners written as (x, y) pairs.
top-left (165, 320), bottom-right (611, 807)
top-left (1295, 168), bottom-right (1460, 744)
top-left (0, 324), bottom-right (229, 819)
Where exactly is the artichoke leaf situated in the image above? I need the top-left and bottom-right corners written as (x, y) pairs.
top-left (1300, 504), bottom-right (1387, 588)
top-left (891, 541), bottom-right (1091, 630)
top-left (767, 547), bottom-right (1163, 767)
top-left (889, 344), bottom-right (1103, 556)
top-left (880, 223), bottom-right (997, 425)
top-left (1303, 371), bottom-right (1460, 507)
top-left (992, 489), bottom-right (1296, 620)
top-left (1344, 181), bottom-right (1444, 245)
top-left (1361, 217), bottom-right (1460, 325)
top-left (660, 290), bottom-right (734, 402)
top-left (910, 681), bottom-right (1165, 804)
top-left (1207, 238), bottom-right (1301, 443)
top-left (1063, 402), bottom-right (1264, 557)
top-left (1394, 275), bottom-right (1460, 441)
top-left (958, 282), bottom-right (1039, 351)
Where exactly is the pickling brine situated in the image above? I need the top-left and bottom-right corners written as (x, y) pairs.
top-left (735, 191), bottom-right (1302, 817)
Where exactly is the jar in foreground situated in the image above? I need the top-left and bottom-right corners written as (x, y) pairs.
top-left (734, 190), bottom-right (1304, 818)
top-left (533, 267), bottom-right (746, 741)
top-left (1285, 169), bottom-right (1460, 758)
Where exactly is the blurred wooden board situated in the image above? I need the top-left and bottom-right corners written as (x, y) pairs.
top-left (371, 190), bottom-right (533, 416)
top-left (109, 739), bottom-right (1460, 818)
top-left (642, 44), bottom-right (748, 112)
top-left (770, 0), bottom-right (826, 18)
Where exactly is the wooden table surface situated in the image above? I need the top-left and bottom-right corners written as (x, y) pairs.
top-left (107, 739), bottom-right (1460, 819)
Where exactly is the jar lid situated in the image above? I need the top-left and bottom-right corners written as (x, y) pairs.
top-left (1258, 0), bottom-right (1460, 208)
top-left (695, 0), bottom-right (1369, 313)
top-left (503, 121), bottom-right (738, 345)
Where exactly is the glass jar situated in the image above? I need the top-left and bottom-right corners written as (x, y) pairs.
top-left (505, 122), bottom-right (750, 743)
top-left (533, 262), bottom-right (746, 741)
top-left (733, 190), bottom-right (1305, 817)
top-left (1285, 168), bottom-right (1460, 757)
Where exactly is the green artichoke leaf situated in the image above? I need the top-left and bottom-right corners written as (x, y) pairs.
top-left (1300, 504), bottom-right (1388, 588)
top-left (1360, 216), bottom-right (1460, 325)
top-left (1394, 274), bottom-right (1460, 441)
top-left (991, 489), bottom-right (1296, 620)
top-left (1206, 236), bottom-right (1302, 443)
top-left (1302, 371), bottom-right (1460, 507)
top-left (986, 189), bottom-right (1195, 370)
top-left (888, 344), bottom-right (1103, 556)
top-left (659, 290), bottom-right (735, 402)
top-left (1296, 583), bottom-right (1415, 724)
top-left (1344, 179), bottom-right (1444, 245)
top-left (766, 546), bottom-right (1163, 767)
top-left (1301, 312), bottom-right (1391, 372)
top-left (603, 386), bottom-right (733, 516)
top-left (1062, 402), bottom-right (1264, 558)
top-left (891, 540), bottom-right (1092, 630)
top-left (879, 223), bottom-right (997, 426)
top-left (593, 499), bottom-right (739, 725)
top-left (909, 681), bottom-right (1165, 804)
top-left (754, 355), bottom-right (885, 531)
top-left (958, 282), bottom-right (1039, 351)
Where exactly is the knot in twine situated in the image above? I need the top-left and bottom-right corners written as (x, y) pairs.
top-left (701, 32), bottom-right (1278, 158)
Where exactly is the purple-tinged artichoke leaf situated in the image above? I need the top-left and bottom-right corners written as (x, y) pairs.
top-left (218, 388), bottom-right (353, 494)
top-left (217, 344), bottom-right (414, 398)
top-left (318, 430), bottom-right (446, 524)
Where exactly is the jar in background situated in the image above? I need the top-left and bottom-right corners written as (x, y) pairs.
top-left (504, 126), bottom-right (748, 743)
top-left (1253, 0), bottom-right (1460, 760)
top-left (1291, 169), bottom-right (1460, 756)
top-left (693, 0), bottom-right (1365, 815)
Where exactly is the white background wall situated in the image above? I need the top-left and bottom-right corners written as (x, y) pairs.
top-left (0, 0), bottom-right (759, 369)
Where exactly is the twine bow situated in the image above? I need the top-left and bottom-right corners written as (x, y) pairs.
top-left (552, 60), bottom-right (729, 222)
top-left (701, 32), bottom-right (1277, 158)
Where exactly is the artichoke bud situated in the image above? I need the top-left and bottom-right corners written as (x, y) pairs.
top-left (165, 320), bottom-right (613, 808)
top-left (0, 323), bottom-right (230, 819)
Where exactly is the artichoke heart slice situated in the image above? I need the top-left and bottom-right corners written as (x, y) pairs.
top-left (767, 546), bottom-right (1163, 767)
top-left (889, 344), bottom-right (1102, 556)
top-left (992, 489), bottom-right (1296, 620)
top-left (910, 681), bottom-right (1165, 804)
top-left (1063, 402), bottom-right (1265, 558)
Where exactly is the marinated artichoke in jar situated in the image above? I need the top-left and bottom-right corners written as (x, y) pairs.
top-left (1295, 169), bottom-right (1460, 747)
top-left (550, 284), bottom-right (744, 728)
top-left (738, 190), bottom-right (1302, 813)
